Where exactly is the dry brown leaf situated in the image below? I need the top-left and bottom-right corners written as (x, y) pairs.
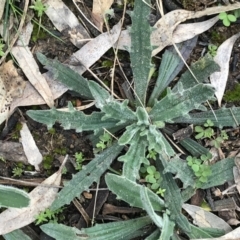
top-left (0, 0), bottom-right (6, 20)
top-left (210, 32), bottom-right (240, 106)
top-left (69, 21), bottom-right (122, 75)
top-left (182, 204), bottom-right (232, 233)
top-left (0, 60), bottom-right (26, 124)
top-left (9, 73), bottom-right (68, 114)
top-left (92, 0), bottom-right (114, 31)
top-left (45, 0), bottom-right (90, 48)
top-left (0, 156), bottom-right (67, 235)
top-left (12, 46), bottom-right (54, 108)
top-left (20, 122), bottom-right (42, 171)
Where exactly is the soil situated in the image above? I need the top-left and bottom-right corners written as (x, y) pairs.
top-left (1, 1), bottom-right (240, 239)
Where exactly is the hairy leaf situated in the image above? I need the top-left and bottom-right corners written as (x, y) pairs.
top-left (0, 185), bottom-right (30, 208)
top-left (148, 50), bottom-right (181, 106)
top-left (119, 133), bottom-right (148, 180)
top-left (173, 53), bottom-right (220, 92)
top-left (157, 157), bottom-right (191, 234)
top-left (36, 53), bottom-right (93, 99)
top-left (50, 142), bottom-right (123, 210)
top-left (140, 186), bottom-right (163, 228)
top-left (27, 103), bottom-right (119, 134)
top-left (130, 0), bottom-right (152, 106)
top-left (173, 106), bottom-right (240, 128)
top-left (105, 173), bottom-right (165, 211)
top-left (3, 229), bottom-right (32, 240)
top-left (150, 84), bottom-right (215, 123)
top-left (201, 157), bottom-right (235, 189)
top-left (163, 157), bottom-right (195, 188)
top-left (160, 213), bottom-right (175, 240)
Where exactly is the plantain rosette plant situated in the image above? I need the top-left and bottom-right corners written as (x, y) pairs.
top-left (27, 0), bottom-right (240, 239)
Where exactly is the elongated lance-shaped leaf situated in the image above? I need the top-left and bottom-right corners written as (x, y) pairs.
top-left (172, 53), bottom-right (220, 92)
top-left (145, 230), bottom-right (161, 240)
top-left (88, 80), bottom-right (113, 109)
top-left (201, 157), bottom-right (235, 189)
top-left (36, 53), bottom-right (93, 99)
top-left (105, 173), bottom-right (165, 211)
top-left (102, 100), bottom-right (137, 124)
top-left (119, 133), bottom-right (148, 181)
top-left (0, 185), bottom-right (30, 208)
top-left (163, 127), bottom-right (209, 157)
top-left (157, 156), bottom-right (191, 234)
top-left (148, 50), bottom-right (181, 107)
top-left (118, 124), bottom-right (142, 145)
top-left (50, 142), bottom-right (123, 211)
top-left (187, 224), bottom-right (225, 239)
top-left (160, 213), bottom-right (175, 240)
top-left (150, 83), bottom-right (215, 123)
top-left (140, 186), bottom-right (163, 228)
top-left (27, 102), bottom-right (119, 134)
top-left (179, 137), bottom-right (209, 157)
top-left (173, 106), bottom-right (240, 128)
top-left (130, 0), bottom-right (152, 106)
top-left (163, 157), bottom-right (195, 189)
top-left (41, 216), bottom-right (152, 240)
top-left (146, 125), bottom-right (175, 157)
top-left (40, 224), bottom-right (82, 240)
top-left (3, 229), bottom-right (32, 240)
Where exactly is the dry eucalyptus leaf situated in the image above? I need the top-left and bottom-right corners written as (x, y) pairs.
top-left (210, 32), bottom-right (240, 106)
top-left (0, 60), bottom-right (26, 125)
top-left (45, 0), bottom-right (90, 48)
top-left (10, 73), bottom-right (68, 114)
top-left (172, 16), bottom-right (219, 44)
top-left (227, 218), bottom-right (240, 226)
top-left (0, 157), bottom-right (67, 235)
top-left (0, 0), bottom-right (6, 20)
top-left (92, 0), bottom-right (114, 31)
top-left (182, 204), bottom-right (232, 233)
top-left (69, 21), bottom-right (122, 74)
top-left (20, 122), bottom-right (42, 171)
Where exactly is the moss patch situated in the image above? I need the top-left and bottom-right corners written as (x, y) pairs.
top-left (223, 83), bottom-right (240, 103)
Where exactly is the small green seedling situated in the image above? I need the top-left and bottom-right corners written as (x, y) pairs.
top-left (35, 207), bottom-right (64, 225)
top-left (194, 119), bottom-right (214, 139)
top-left (187, 153), bottom-right (212, 187)
top-left (140, 165), bottom-right (162, 190)
top-left (96, 132), bottom-right (112, 152)
top-left (30, 0), bottom-right (48, 36)
top-left (75, 152), bottom-right (86, 170)
top-left (211, 130), bottom-right (228, 148)
top-left (12, 167), bottom-right (24, 177)
top-left (156, 188), bottom-right (166, 197)
top-left (146, 149), bottom-right (157, 160)
top-left (208, 44), bottom-right (218, 57)
top-left (219, 12), bottom-right (237, 27)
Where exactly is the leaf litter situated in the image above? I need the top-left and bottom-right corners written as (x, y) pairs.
top-left (0, 0), bottom-right (240, 238)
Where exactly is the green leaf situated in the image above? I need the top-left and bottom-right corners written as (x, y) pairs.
top-left (3, 229), bottom-right (32, 240)
top-left (201, 157), bottom-right (235, 189)
top-left (160, 213), bottom-right (175, 240)
top-left (0, 185), bottom-right (30, 208)
top-left (150, 84), bottom-right (215, 123)
top-left (36, 53), bottom-right (93, 99)
top-left (228, 14), bottom-right (237, 22)
top-left (120, 133), bottom-right (148, 180)
top-left (192, 164), bottom-right (200, 172)
top-left (174, 106), bottom-right (240, 128)
top-left (40, 223), bottom-right (82, 240)
top-left (157, 157), bottom-right (191, 234)
top-left (148, 50), bottom-right (181, 106)
top-left (140, 186), bottom-right (163, 228)
top-left (105, 173), bottom-right (165, 211)
top-left (173, 53), bottom-right (220, 90)
top-left (50, 142), bottom-right (123, 210)
top-left (130, 0), bottom-right (152, 106)
top-left (27, 103), bottom-right (119, 134)
top-left (163, 157), bottom-right (195, 188)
